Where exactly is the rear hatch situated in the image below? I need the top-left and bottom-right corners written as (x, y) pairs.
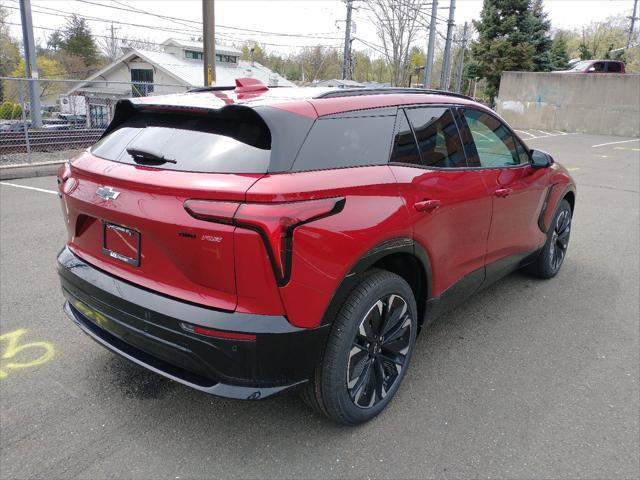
top-left (60, 104), bottom-right (274, 311)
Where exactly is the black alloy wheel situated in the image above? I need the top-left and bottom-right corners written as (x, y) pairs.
top-left (347, 294), bottom-right (412, 409)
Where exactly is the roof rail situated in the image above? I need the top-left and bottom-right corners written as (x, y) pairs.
top-left (314, 87), bottom-right (473, 101)
top-left (187, 85), bottom-right (236, 93)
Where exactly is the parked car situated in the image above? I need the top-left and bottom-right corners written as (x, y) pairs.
top-left (558, 59), bottom-right (625, 73)
top-left (57, 80), bottom-right (576, 425)
top-left (0, 120), bottom-right (31, 132)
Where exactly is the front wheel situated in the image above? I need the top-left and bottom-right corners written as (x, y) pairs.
top-left (301, 270), bottom-right (418, 425)
top-left (526, 199), bottom-right (573, 278)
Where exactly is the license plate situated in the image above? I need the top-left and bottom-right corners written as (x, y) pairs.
top-left (102, 222), bottom-right (141, 266)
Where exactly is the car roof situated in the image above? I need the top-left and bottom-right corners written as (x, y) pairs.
top-left (128, 86), bottom-right (482, 119)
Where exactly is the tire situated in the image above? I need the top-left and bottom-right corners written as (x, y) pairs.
top-left (301, 269), bottom-right (418, 425)
top-left (525, 199), bottom-right (573, 279)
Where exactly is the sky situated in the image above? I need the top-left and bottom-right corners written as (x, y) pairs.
top-left (4, 0), bottom-right (637, 57)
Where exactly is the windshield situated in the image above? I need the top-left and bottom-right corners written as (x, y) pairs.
top-left (91, 111), bottom-right (272, 173)
top-left (570, 61), bottom-right (592, 71)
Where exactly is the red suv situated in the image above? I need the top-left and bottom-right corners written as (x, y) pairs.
top-left (57, 80), bottom-right (576, 424)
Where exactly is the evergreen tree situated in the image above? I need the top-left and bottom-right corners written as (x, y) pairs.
top-left (61, 15), bottom-right (100, 66)
top-left (550, 32), bottom-right (570, 70)
top-left (470, 0), bottom-right (535, 103)
top-left (529, 0), bottom-right (554, 71)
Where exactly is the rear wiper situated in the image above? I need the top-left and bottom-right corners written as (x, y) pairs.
top-left (126, 147), bottom-right (177, 164)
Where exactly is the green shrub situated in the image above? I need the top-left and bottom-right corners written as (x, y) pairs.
top-left (11, 103), bottom-right (23, 119)
top-left (0, 101), bottom-right (14, 119)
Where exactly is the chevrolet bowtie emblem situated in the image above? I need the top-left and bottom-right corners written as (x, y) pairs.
top-left (96, 186), bottom-right (121, 201)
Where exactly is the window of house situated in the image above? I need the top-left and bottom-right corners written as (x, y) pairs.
top-left (216, 54), bottom-right (238, 63)
top-left (403, 107), bottom-right (467, 168)
top-left (185, 50), bottom-right (203, 60)
top-left (130, 69), bottom-right (154, 97)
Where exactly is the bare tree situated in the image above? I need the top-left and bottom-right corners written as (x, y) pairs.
top-left (365, 0), bottom-right (426, 86)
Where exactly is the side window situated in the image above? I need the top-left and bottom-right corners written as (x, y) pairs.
top-left (606, 62), bottom-right (622, 73)
top-left (591, 62), bottom-right (606, 72)
top-left (293, 112), bottom-right (396, 171)
top-left (404, 107), bottom-right (466, 168)
top-left (461, 109), bottom-right (529, 168)
top-left (389, 110), bottom-right (421, 165)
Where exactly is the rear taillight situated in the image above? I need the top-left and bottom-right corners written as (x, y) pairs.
top-left (183, 197), bottom-right (345, 285)
top-left (179, 322), bottom-right (256, 341)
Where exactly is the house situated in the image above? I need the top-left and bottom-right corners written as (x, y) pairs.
top-left (313, 79), bottom-right (365, 88)
top-left (61, 38), bottom-right (295, 127)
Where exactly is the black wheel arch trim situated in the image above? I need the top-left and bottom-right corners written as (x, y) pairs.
top-left (538, 183), bottom-right (576, 233)
top-left (319, 237), bottom-right (433, 327)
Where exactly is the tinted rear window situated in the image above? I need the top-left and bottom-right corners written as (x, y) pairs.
top-left (91, 111), bottom-right (271, 173)
top-left (292, 113), bottom-right (396, 171)
top-left (607, 62), bottom-right (622, 72)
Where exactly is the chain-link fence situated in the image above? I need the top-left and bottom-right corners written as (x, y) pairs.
top-left (0, 77), bottom-right (191, 165)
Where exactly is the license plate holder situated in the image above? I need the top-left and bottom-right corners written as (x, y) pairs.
top-left (102, 222), bottom-right (141, 267)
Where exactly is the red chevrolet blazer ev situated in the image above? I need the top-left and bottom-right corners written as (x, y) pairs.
top-left (57, 80), bottom-right (576, 424)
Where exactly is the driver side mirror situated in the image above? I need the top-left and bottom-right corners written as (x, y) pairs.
top-left (530, 149), bottom-right (553, 168)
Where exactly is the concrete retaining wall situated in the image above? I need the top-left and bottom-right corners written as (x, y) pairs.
top-left (496, 72), bottom-right (640, 137)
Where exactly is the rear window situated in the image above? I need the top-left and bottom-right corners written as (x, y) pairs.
top-left (91, 111), bottom-right (271, 173)
top-left (292, 112), bottom-right (396, 171)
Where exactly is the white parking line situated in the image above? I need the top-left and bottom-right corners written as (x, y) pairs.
top-left (515, 129), bottom-right (535, 137)
top-left (592, 138), bottom-right (640, 148)
top-left (0, 182), bottom-right (57, 195)
top-left (533, 129), bottom-right (553, 136)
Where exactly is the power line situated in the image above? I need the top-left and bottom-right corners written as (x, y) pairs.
top-left (71, 0), bottom-right (343, 39)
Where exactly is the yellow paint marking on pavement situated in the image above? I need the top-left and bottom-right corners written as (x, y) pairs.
top-left (0, 329), bottom-right (55, 379)
top-left (613, 147), bottom-right (640, 152)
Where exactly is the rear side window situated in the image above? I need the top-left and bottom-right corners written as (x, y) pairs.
top-left (91, 111), bottom-right (271, 173)
top-left (404, 107), bottom-right (466, 168)
top-left (390, 110), bottom-right (421, 165)
top-left (607, 62), bottom-right (622, 73)
top-left (292, 112), bottom-right (396, 171)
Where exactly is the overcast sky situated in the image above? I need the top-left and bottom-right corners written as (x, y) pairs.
top-left (5, 0), bottom-right (637, 57)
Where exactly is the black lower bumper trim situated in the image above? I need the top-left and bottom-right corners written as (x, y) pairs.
top-left (58, 246), bottom-right (329, 399)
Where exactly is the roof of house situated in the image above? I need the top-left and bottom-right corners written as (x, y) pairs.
top-left (66, 47), bottom-right (295, 96)
top-left (161, 38), bottom-right (242, 56)
top-left (314, 79), bottom-right (365, 88)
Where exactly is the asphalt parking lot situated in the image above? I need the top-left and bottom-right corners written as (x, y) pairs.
top-left (1, 132), bottom-right (639, 479)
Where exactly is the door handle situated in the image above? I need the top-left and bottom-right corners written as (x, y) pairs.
top-left (414, 199), bottom-right (441, 212)
top-left (494, 188), bottom-right (513, 198)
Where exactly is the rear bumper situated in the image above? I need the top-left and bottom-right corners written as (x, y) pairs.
top-left (57, 246), bottom-right (329, 399)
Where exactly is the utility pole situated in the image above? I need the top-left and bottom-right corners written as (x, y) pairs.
top-left (342, 0), bottom-right (353, 80)
top-left (18, 0), bottom-right (41, 128)
top-left (628, 0), bottom-right (639, 49)
top-left (439, 0), bottom-right (456, 91)
top-left (423, 0), bottom-right (438, 88)
top-left (453, 22), bottom-right (468, 93)
top-left (202, 0), bottom-right (216, 86)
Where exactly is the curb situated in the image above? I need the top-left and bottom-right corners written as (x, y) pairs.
top-left (0, 160), bottom-right (64, 180)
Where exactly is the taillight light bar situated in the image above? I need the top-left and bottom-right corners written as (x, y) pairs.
top-left (183, 197), bottom-right (345, 285)
top-left (180, 322), bottom-right (256, 341)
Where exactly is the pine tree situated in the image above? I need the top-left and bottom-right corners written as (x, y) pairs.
top-left (470, 0), bottom-right (535, 103)
top-left (61, 15), bottom-right (100, 66)
top-left (550, 32), bottom-right (570, 70)
top-left (529, 0), bottom-right (554, 71)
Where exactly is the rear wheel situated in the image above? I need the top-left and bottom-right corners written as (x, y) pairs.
top-left (526, 199), bottom-right (572, 278)
top-left (302, 270), bottom-right (418, 425)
